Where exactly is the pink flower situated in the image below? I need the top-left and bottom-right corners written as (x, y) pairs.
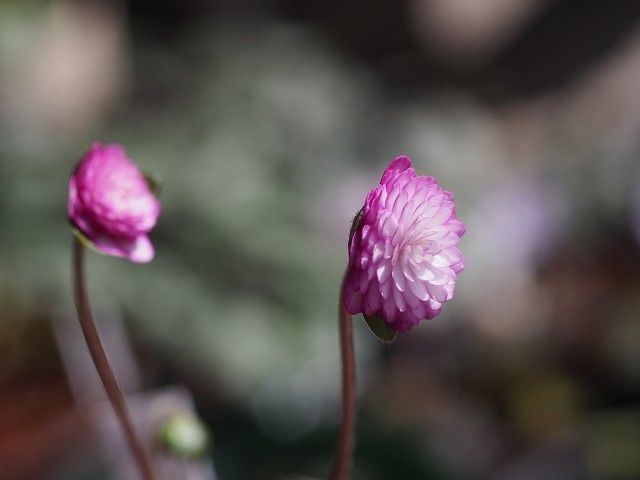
top-left (68, 143), bottom-right (161, 263)
top-left (343, 156), bottom-right (465, 333)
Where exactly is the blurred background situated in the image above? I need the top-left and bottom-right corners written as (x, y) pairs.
top-left (2, 0), bottom-right (640, 479)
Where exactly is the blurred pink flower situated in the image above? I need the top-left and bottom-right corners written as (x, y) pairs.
top-left (343, 156), bottom-right (465, 332)
top-left (68, 143), bottom-right (161, 263)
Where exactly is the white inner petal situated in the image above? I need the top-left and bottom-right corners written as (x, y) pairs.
top-left (358, 176), bottom-right (462, 320)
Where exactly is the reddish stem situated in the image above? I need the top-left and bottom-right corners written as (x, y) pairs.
top-left (72, 237), bottom-right (156, 480)
top-left (330, 275), bottom-right (356, 480)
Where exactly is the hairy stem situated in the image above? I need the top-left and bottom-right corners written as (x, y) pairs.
top-left (72, 237), bottom-right (156, 480)
top-left (330, 275), bottom-right (356, 480)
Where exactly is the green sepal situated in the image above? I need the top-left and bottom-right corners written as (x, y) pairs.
top-left (158, 412), bottom-right (211, 459)
top-left (144, 171), bottom-right (163, 196)
top-left (363, 314), bottom-right (398, 344)
top-left (348, 207), bottom-right (364, 246)
top-left (71, 227), bottom-right (103, 255)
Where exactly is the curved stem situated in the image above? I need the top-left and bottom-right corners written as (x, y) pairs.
top-left (330, 274), bottom-right (356, 480)
top-left (72, 237), bottom-right (156, 480)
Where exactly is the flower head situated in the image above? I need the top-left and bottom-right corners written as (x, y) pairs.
top-left (343, 156), bottom-right (465, 333)
top-left (68, 143), bottom-right (161, 263)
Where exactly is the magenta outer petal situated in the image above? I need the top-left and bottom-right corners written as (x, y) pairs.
top-left (90, 234), bottom-right (133, 260)
top-left (90, 234), bottom-right (155, 263)
top-left (128, 235), bottom-right (155, 263)
top-left (343, 155), bottom-right (465, 333)
top-left (380, 155), bottom-right (413, 186)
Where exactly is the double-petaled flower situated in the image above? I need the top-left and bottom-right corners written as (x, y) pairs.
top-left (343, 155), bottom-right (465, 333)
top-left (68, 143), bottom-right (161, 263)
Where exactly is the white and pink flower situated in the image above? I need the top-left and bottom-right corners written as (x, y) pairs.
top-left (343, 156), bottom-right (465, 332)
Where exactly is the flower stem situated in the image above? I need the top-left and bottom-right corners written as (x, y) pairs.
top-left (72, 237), bottom-right (156, 480)
top-left (330, 275), bottom-right (356, 480)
